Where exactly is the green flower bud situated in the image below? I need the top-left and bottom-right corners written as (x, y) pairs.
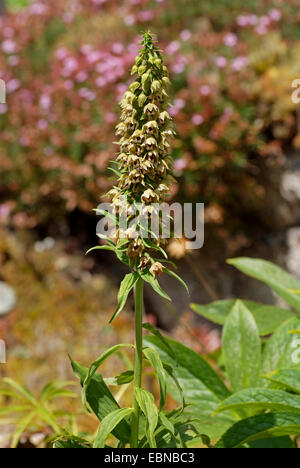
top-left (138, 93), bottom-right (147, 107)
top-left (129, 81), bottom-right (140, 93)
top-left (151, 80), bottom-right (161, 93)
top-left (138, 65), bottom-right (147, 75)
top-left (142, 71), bottom-right (151, 93)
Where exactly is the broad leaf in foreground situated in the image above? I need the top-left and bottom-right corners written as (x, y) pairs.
top-left (216, 412), bottom-right (300, 448)
top-left (191, 300), bottom-right (294, 336)
top-left (228, 257), bottom-right (300, 313)
top-left (222, 301), bottom-right (261, 391)
top-left (261, 317), bottom-right (300, 377)
top-left (144, 335), bottom-right (236, 439)
top-left (217, 388), bottom-right (300, 414)
top-left (70, 358), bottom-right (131, 443)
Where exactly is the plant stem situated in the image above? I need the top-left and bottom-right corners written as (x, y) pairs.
top-left (130, 277), bottom-right (144, 448)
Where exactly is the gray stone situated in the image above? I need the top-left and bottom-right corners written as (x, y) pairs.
top-left (0, 281), bottom-right (16, 316)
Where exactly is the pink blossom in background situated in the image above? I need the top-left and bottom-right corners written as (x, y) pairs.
top-left (215, 56), bottom-right (227, 68)
top-left (95, 76), bottom-right (106, 88)
top-left (105, 112), bottom-right (117, 123)
top-left (166, 41), bottom-right (180, 54)
top-left (139, 10), bottom-right (154, 22)
top-left (2, 39), bottom-right (17, 53)
top-left (0, 104), bottom-right (7, 115)
top-left (37, 119), bottom-right (48, 131)
top-left (8, 55), bottom-right (19, 66)
top-left (81, 45), bottom-right (92, 55)
top-left (260, 15), bottom-right (271, 27)
top-left (78, 88), bottom-right (96, 101)
top-left (64, 80), bottom-right (74, 90)
top-left (6, 79), bottom-right (20, 93)
top-left (172, 55), bottom-right (186, 74)
top-left (174, 98), bottom-right (186, 110)
top-left (3, 27), bottom-right (14, 38)
top-left (62, 57), bottom-right (78, 76)
top-left (19, 136), bottom-right (30, 147)
top-left (55, 48), bottom-right (69, 60)
top-left (76, 71), bottom-right (88, 83)
top-left (255, 24), bottom-right (267, 35)
top-left (180, 29), bottom-right (192, 41)
top-left (231, 55), bottom-right (248, 71)
top-left (200, 85), bottom-right (211, 96)
top-left (237, 15), bottom-right (249, 27)
top-left (87, 51), bottom-right (102, 64)
top-left (29, 2), bottom-right (48, 15)
top-left (248, 14), bottom-right (258, 25)
top-left (192, 114), bottom-right (204, 126)
top-left (40, 94), bottom-right (52, 111)
top-left (174, 158), bottom-right (187, 171)
top-left (124, 15), bottom-right (136, 26)
top-left (111, 43), bottom-right (124, 54)
top-left (224, 33), bottom-right (237, 47)
top-left (269, 9), bottom-right (282, 22)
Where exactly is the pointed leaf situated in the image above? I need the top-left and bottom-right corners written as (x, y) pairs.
top-left (222, 301), bottom-right (261, 391)
top-left (191, 300), bottom-right (294, 336)
top-left (164, 268), bottom-right (189, 294)
top-left (109, 273), bottom-right (140, 322)
top-left (141, 271), bottom-right (171, 301)
top-left (143, 347), bottom-right (167, 410)
top-left (228, 257), bottom-right (300, 312)
top-left (93, 408), bottom-right (133, 448)
top-left (70, 358), bottom-right (131, 443)
top-left (216, 412), bottom-right (300, 448)
top-left (261, 317), bottom-right (300, 377)
top-left (135, 388), bottom-right (158, 448)
top-left (262, 368), bottom-right (300, 394)
top-left (82, 344), bottom-right (134, 410)
top-left (217, 388), bottom-right (300, 414)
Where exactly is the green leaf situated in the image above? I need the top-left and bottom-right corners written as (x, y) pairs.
top-left (261, 317), bottom-right (300, 377)
top-left (38, 406), bottom-right (61, 434)
top-left (144, 335), bottom-right (236, 439)
top-left (248, 436), bottom-right (294, 448)
top-left (222, 301), bottom-right (261, 391)
top-left (54, 436), bottom-right (91, 449)
top-left (40, 381), bottom-right (76, 403)
top-left (143, 347), bottom-right (167, 410)
top-left (217, 388), bottom-right (300, 414)
top-left (142, 238), bottom-right (168, 259)
top-left (141, 271), bottom-right (171, 302)
top-left (216, 412), bottom-right (300, 448)
top-left (70, 358), bottom-right (131, 443)
top-left (143, 323), bottom-right (175, 358)
top-left (228, 257), bottom-right (300, 313)
top-left (93, 209), bottom-right (119, 225)
top-left (164, 268), bottom-right (189, 294)
top-left (0, 406), bottom-right (32, 415)
top-left (191, 300), bottom-right (294, 336)
top-left (135, 388), bottom-right (158, 448)
top-left (93, 408), bottom-right (133, 448)
top-left (104, 370), bottom-right (134, 387)
top-left (109, 273), bottom-right (140, 323)
top-left (82, 344), bottom-right (134, 410)
top-left (86, 245), bottom-right (115, 255)
top-left (162, 362), bottom-right (185, 408)
top-left (262, 368), bottom-right (300, 394)
top-left (96, 234), bottom-right (115, 247)
top-left (2, 378), bottom-right (37, 406)
top-left (11, 411), bottom-right (36, 448)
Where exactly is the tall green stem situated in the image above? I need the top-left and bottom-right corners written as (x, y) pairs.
top-left (130, 277), bottom-right (144, 448)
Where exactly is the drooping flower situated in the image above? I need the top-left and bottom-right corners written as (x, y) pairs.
top-left (108, 32), bottom-right (175, 273)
